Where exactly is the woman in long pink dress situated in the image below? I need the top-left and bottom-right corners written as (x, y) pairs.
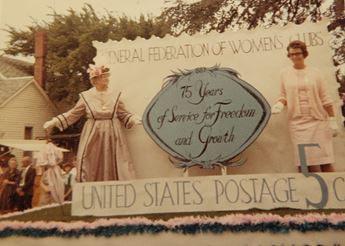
top-left (272, 40), bottom-right (338, 172)
top-left (44, 65), bottom-right (140, 182)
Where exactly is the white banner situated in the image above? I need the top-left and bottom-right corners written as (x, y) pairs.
top-left (72, 172), bottom-right (345, 216)
top-left (92, 21), bottom-right (345, 178)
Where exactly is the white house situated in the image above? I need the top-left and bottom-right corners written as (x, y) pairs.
top-left (0, 55), bottom-right (58, 159)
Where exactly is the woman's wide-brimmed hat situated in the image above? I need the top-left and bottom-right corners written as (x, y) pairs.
top-left (87, 64), bottom-right (110, 79)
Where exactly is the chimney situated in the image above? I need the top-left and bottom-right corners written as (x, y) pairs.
top-left (34, 31), bottom-right (46, 89)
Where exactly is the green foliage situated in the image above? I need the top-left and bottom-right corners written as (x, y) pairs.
top-left (159, 0), bottom-right (325, 34)
top-left (3, 1), bottom-right (344, 101)
top-left (3, 4), bottom-right (171, 105)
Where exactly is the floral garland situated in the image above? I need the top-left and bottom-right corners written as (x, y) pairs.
top-left (0, 213), bottom-right (345, 238)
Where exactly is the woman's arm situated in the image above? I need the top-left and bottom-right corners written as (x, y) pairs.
top-left (277, 98), bottom-right (287, 106)
top-left (3, 173), bottom-right (18, 185)
top-left (323, 104), bottom-right (335, 117)
top-left (278, 73), bottom-right (287, 106)
top-left (45, 96), bottom-right (86, 131)
top-left (117, 99), bottom-right (140, 129)
top-left (271, 73), bottom-right (288, 114)
top-left (317, 70), bottom-right (334, 116)
top-left (54, 97), bottom-right (86, 130)
top-left (6, 181), bottom-right (16, 185)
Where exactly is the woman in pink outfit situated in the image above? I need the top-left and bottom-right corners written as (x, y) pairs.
top-left (272, 40), bottom-right (338, 172)
top-left (44, 65), bottom-right (141, 182)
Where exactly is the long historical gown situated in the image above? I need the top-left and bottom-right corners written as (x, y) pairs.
top-left (55, 87), bottom-right (136, 182)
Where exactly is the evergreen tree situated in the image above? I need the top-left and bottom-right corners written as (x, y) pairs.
top-left (4, 1), bottom-right (344, 103)
top-left (159, 0), bottom-right (325, 35)
top-left (3, 4), bottom-right (171, 107)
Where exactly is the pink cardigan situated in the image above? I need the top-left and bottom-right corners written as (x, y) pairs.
top-left (278, 66), bottom-right (333, 121)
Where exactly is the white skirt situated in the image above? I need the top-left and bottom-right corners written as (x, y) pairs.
top-left (289, 116), bottom-right (334, 166)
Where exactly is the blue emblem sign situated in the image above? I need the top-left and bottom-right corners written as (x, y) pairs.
top-left (143, 66), bottom-right (270, 168)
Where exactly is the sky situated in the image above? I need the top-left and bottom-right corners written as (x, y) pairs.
top-left (0, 0), bottom-right (198, 55)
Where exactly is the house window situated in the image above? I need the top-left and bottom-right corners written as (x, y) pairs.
top-left (24, 127), bottom-right (33, 140)
top-left (24, 126), bottom-right (33, 157)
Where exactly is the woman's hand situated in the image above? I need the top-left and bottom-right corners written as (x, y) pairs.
top-left (271, 101), bottom-right (285, 114)
top-left (127, 115), bottom-right (142, 128)
top-left (43, 118), bottom-right (63, 131)
top-left (328, 117), bottom-right (339, 137)
top-left (16, 188), bottom-right (24, 196)
top-left (2, 179), bottom-right (14, 185)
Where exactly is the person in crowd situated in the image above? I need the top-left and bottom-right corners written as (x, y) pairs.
top-left (62, 162), bottom-right (76, 201)
top-left (341, 92), bottom-right (345, 127)
top-left (43, 64), bottom-right (141, 182)
top-left (16, 156), bottom-right (36, 211)
top-left (37, 142), bottom-right (65, 206)
top-left (0, 157), bottom-right (8, 176)
top-left (0, 158), bottom-right (9, 190)
top-left (0, 153), bottom-right (15, 178)
top-left (272, 40), bottom-right (339, 172)
top-left (0, 157), bottom-right (20, 213)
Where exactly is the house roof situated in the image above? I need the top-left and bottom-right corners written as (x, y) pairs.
top-left (0, 55), bottom-right (57, 112)
top-left (0, 55), bottom-right (33, 78)
top-left (0, 78), bottom-right (32, 105)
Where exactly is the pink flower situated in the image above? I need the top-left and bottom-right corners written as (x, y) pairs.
top-left (87, 64), bottom-right (110, 79)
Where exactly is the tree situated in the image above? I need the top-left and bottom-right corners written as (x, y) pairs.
top-left (159, 0), bottom-right (325, 35)
top-left (3, 4), bottom-right (171, 108)
top-left (4, 1), bottom-right (344, 102)
top-left (326, 0), bottom-right (345, 94)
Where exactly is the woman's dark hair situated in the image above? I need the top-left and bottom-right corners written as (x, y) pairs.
top-left (287, 40), bottom-right (308, 58)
